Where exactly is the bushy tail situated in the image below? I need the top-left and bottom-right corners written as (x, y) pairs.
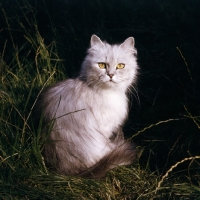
top-left (79, 141), bottom-right (136, 179)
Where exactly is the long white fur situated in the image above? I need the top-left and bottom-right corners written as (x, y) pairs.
top-left (39, 35), bottom-right (138, 177)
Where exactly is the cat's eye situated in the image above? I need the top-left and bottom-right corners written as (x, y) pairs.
top-left (98, 63), bottom-right (106, 69)
top-left (116, 63), bottom-right (125, 69)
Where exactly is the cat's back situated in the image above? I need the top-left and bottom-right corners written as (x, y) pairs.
top-left (40, 78), bottom-right (89, 113)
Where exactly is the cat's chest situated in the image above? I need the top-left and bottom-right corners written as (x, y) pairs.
top-left (91, 91), bottom-right (128, 131)
top-left (100, 92), bottom-right (126, 112)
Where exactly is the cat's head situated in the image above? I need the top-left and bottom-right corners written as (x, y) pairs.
top-left (80, 35), bottom-right (138, 91)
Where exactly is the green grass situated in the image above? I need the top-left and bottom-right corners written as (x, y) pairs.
top-left (0, 0), bottom-right (200, 199)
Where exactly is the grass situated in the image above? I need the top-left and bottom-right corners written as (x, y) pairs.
top-left (0, 0), bottom-right (200, 199)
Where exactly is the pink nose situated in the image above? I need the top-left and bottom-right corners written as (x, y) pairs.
top-left (108, 74), bottom-right (114, 78)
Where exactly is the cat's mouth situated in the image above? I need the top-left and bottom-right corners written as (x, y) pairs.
top-left (107, 79), bottom-right (117, 84)
top-left (103, 77), bottom-right (118, 84)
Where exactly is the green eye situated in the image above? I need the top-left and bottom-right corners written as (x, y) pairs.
top-left (116, 63), bottom-right (125, 69)
top-left (98, 63), bottom-right (106, 69)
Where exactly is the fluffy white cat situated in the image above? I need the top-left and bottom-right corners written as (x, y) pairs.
top-left (38, 35), bottom-right (138, 178)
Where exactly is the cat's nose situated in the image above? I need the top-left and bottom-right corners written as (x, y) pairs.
top-left (108, 74), bottom-right (114, 78)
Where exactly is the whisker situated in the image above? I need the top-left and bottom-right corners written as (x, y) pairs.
top-left (128, 84), bottom-right (140, 106)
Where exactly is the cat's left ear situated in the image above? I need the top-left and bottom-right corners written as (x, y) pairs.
top-left (90, 35), bottom-right (104, 48)
top-left (120, 37), bottom-right (135, 49)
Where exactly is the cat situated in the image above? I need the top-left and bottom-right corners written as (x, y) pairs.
top-left (37, 35), bottom-right (138, 178)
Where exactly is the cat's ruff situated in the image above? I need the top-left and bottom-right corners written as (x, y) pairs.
top-left (38, 35), bottom-right (138, 178)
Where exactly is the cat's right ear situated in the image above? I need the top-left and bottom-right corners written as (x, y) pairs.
top-left (90, 35), bottom-right (104, 47)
